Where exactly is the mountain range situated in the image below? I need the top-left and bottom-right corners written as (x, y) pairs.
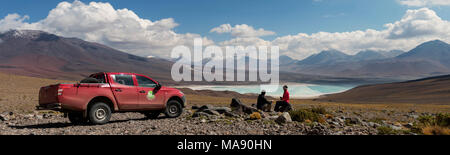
top-left (0, 30), bottom-right (174, 83)
top-left (283, 40), bottom-right (450, 79)
top-left (1, 29), bottom-right (450, 84)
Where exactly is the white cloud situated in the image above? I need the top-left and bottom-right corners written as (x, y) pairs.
top-left (270, 8), bottom-right (450, 59)
top-left (398, 0), bottom-right (450, 7)
top-left (0, 1), bottom-right (448, 61)
top-left (211, 24), bottom-right (275, 38)
top-left (0, 1), bottom-right (213, 58)
top-left (210, 24), bottom-right (232, 34)
top-left (0, 14), bottom-right (30, 32)
top-left (385, 8), bottom-right (449, 39)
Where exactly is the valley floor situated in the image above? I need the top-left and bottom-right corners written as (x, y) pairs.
top-left (0, 73), bottom-right (449, 135)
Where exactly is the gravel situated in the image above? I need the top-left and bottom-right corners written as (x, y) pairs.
top-left (0, 109), bottom-right (417, 135)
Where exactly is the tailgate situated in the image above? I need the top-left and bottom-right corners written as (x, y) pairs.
top-left (39, 84), bottom-right (60, 105)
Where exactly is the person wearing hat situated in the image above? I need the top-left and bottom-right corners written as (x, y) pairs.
top-left (257, 90), bottom-right (272, 112)
top-left (275, 85), bottom-right (292, 112)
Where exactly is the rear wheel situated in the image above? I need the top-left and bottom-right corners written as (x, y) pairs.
top-left (68, 112), bottom-right (88, 125)
top-left (88, 102), bottom-right (112, 125)
top-left (164, 100), bottom-right (183, 118)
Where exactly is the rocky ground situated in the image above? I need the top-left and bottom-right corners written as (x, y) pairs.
top-left (0, 101), bottom-right (431, 135)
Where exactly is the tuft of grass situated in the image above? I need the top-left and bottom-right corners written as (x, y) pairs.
top-left (289, 109), bottom-right (322, 122)
top-left (311, 106), bottom-right (328, 115)
top-left (377, 126), bottom-right (399, 135)
top-left (368, 117), bottom-right (387, 124)
top-left (418, 113), bottom-right (450, 127)
top-left (422, 126), bottom-right (450, 135)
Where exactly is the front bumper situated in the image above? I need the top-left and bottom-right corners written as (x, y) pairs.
top-left (36, 103), bottom-right (63, 111)
top-left (182, 96), bottom-right (187, 107)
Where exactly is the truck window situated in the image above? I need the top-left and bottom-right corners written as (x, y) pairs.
top-left (91, 74), bottom-right (106, 83)
top-left (111, 75), bottom-right (134, 86)
top-left (136, 75), bottom-right (157, 88)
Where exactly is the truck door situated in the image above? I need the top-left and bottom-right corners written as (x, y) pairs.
top-left (109, 74), bottom-right (139, 110)
top-left (136, 75), bottom-right (165, 110)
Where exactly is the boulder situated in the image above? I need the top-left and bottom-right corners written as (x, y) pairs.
top-left (192, 112), bottom-right (210, 118)
top-left (224, 111), bottom-right (239, 118)
top-left (212, 107), bottom-right (232, 114)
top-left (199, 105), bottom-right (214, 111)
top-left (275, 112), bottom-right (292, 124)
top-left (203, 109), bottom-right (220, 116)
top-left (191, 105), bottom-right (200, 110)
top-left (230, 98), bottom-right (259, 114)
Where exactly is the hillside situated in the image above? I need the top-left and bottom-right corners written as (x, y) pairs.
top-left (0, 72), bottom-right (73, 113)
top-left (0, 30), bottom-right (174, 84)
top-left (285, 40), bottom-right (450, 79)
top-left (320, 74), bottom-right (450, 104)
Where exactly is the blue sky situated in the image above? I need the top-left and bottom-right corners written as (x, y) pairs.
top-left (1, 0), bottom-right (449, 41)
top-left (0, 0), bottom-right (449, 59)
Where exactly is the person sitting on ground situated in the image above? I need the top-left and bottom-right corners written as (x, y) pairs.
top-left (257, 90), bottom-right (272, 112)
top-left (274, 85), bottom-right (292, 112)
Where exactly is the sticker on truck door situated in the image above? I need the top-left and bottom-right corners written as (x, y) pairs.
top-left (147, 91), bottom-right (155, 100)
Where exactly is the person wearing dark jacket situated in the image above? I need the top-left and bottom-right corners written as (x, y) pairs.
top-left (274, 85), bottom-right (292, 112)
top-left (257, 90), bottom-right (272, 112)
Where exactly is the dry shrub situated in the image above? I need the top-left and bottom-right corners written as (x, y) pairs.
top-left (249, 112), bottom-right (262, 120)
top-left (422, 126), bottom-right (450, 135)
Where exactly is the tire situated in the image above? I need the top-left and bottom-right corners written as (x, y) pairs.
top-left (88, 102), bottom-right (112, 125)
top-left (164, 100), bottom-right (183, 118)
top-left (68, 112), bottom-right (88, 125)
top-left (144, 111), bottom-right (161, 119)
top-left (80, 78), bottom-right (100, 83)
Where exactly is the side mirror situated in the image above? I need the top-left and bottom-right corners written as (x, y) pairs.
top-left (155, 83), bottom-right (162, 90)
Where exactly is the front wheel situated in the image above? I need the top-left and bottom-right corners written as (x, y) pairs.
top-left (88, 102), bottom-right (112, 125)
top-left (164, 100), bottom-right (183, 118)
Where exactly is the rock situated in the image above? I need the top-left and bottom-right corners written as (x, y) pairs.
top-left (346, 117), bottom-right (362, 124)
top-left (0, 114), bottom-right (7, 121)
top-left (223, 111), bottom-right (239, 118)
top-left (199, 105), bottom-right (214, 111)
top-left (259, 112), bottom-right (269, 118)
top-left (191, 105), bottom-right (200, 110)
top-left (275, 112), bottom-right (292, 124)
top-left (43, 114), bottom-right (52, 119)
top-left (334, 117), bottom-right (344, 123)
top-left (404, 123), bottom-right (414, 128)
top-left (203, 109), bottom-right (220, 116)
top-left (192, 112), bottom-right (210, 118)
top-left (212, 107), bottom-right (232, 114)
top-left (24, 114), bottom-right (34, 119)
top-left (35, 115), bottom-right (43, 119)
top-left (361, 122), bottom-right (368, 127)
top-left (230, 98), bottom-right (259, 114)
top-left (368, 122), bottom-right (381, 128)
top-left (389, 125), bottom-right (402, 130)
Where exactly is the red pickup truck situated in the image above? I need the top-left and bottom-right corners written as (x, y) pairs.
top-left (37, 72), bottom-right (186, 125)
